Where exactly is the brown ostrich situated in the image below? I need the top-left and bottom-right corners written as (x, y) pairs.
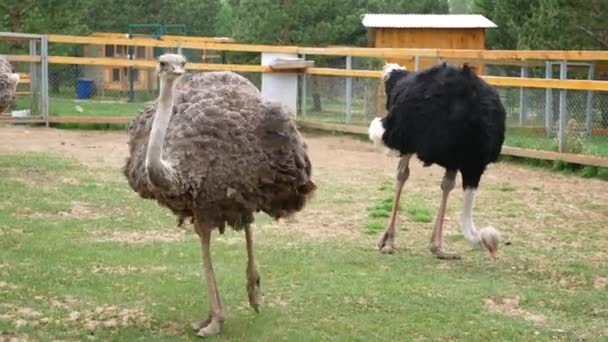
top-left (0, 56), bottom-right (20, 114)
top-left (123, 54), bottom-right (316, 337)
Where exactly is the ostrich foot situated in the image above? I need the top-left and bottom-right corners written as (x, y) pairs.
top-left (377, 232), bottom-right (396, 254)
top-left (429, 245), bottom-right (461, 260)
top-left (191, 314), bottom-right (212, 332)
top-left (247, 272), bottom-right (261, 312)
top-left (195, 317), bottom-right (223, 337)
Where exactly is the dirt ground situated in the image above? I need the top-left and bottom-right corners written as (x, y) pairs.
top-left (1, 124), bottom-right (607, 249)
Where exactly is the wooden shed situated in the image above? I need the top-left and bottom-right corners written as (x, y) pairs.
top-left (362, 14), bottom-right (497, 71)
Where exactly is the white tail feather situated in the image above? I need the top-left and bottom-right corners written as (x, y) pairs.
top-left (368, 117), bottom-right (400, 157)
top-left (368, 117), bottom-right (385, 146)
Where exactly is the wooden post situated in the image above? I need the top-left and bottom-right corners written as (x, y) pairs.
top-left (545, 62), bottom-right (553, 137)
top-left (345, 55), bottom-right (352, 123)
top-left (414, 56), bottom-right (420, 71)
top-left (586, 63), bottom-right (595, 136)
top-left (558, 61), bottom-right (568, 152)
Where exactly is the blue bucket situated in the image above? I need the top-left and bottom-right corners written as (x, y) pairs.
top-left (76, 78), bottom-right (95, 99)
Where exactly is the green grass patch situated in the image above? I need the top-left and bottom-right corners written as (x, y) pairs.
top-left (363, 221), bottom-right (385, 234)
top-left (1, 153), bottom-right (607, 341)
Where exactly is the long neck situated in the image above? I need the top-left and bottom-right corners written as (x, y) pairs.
top-left (145, 77), bottom-right (177, 189)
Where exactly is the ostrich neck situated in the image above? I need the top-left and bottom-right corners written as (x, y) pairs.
top-left (145, 77), bottom-right (178, 189)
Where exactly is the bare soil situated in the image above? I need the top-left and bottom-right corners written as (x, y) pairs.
top-left (1, 125), bottom-right (607, 251)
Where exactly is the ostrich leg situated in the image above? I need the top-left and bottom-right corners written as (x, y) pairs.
top-left (192, 220), bottom-right (224, 337)
top-left (245, 225), bottom-right (261, 312)
top-left (378, 154), bottom-right (412, 254)
top-left (429, 170), bottom-right (460, 259)
top-left (462, 188), bottom-right (481, 245)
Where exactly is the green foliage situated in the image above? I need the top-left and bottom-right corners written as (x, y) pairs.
top-left (233, 0), bottom-right (449, 45)
top-left (473, 0), bottom-right (608, 50)
top-left (579, 166), bottom-right (598, 178)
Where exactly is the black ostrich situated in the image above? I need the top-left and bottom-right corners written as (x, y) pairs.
top-left (369, 62), bottom-right (506, 259)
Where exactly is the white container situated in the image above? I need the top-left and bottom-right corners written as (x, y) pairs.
top-left (11, 109), bottom-right (31, 118)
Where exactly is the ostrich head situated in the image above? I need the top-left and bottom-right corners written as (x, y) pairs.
top-left (9, 73), bottom-right (19, 88)
top-left (156, 53), bottom-right (187, 80)
top-left (479, 226), bottom-right (500, 260)
top-left (382, 63), bottom-right (407, 81)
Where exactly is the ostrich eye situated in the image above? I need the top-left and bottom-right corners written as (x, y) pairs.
top-left (159, 61), bottom-right (167, 67)
top-left (181, 62), bottom-right (186, 67)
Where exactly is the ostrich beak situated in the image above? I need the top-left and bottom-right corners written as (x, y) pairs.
top-left (10, 73), bottom-right (20, 85)
top-left (486, 244), bottom-right (497, 260)
top-left (479, 226), bottom-right (500, 261)
top-left (172, 66), bottom-right (185, 75)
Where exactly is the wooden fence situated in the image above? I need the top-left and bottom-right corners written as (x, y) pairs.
top-left (2, 33), bottom-right (608, 167)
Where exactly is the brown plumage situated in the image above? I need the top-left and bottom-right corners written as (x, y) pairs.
top-left (0, 57), bottom-right (20, 114)
top-left (123, 54), bottom-right (315, 337)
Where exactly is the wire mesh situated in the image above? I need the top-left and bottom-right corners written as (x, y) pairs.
top-left (301, 58), bottom-right (608, 159)
top-left (0, 37), bottom-right (43, 119)
top-left (45, 47), bottom-right (266, 119)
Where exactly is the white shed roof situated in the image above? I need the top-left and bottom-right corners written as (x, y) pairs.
top-left (361, 14), bottom-right (497, 29)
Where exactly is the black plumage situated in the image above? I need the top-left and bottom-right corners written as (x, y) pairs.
top-left (370, 62), bottom-right (506, 259)
top-left (381, 63), bottom-right (505, 188)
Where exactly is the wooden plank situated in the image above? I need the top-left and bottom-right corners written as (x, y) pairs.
top-left (501, 146), bottom-right (608, 168)
top-left (48, 116), bottom-right (132, 124)
top-left (305, 68), bottom-right (382, 78)
top-left (16, 91), bottom-right (30, 95)
top-left (162, 35), bottom-right (235, 43)
top-left (41, 55), bottom-right (608, 91)
top-left (43, 34), bottom-right (608, 61)
top-left (2, 55), bottom-right (40, 63)
top-left (48, 34), bottom-right (179, 49)
top-left (483, 76), bottom-right (608, 91)
top-left (298, 46), bottom-right (438, 59)
top-left (188, 62), bottom-right (269, 73)
top-left (90, 32), bottom-right (235, 43)
top-left (48, 34), bottom-right (299, 53)
top-left (0, 116), bottom-right (45, 124)
top-left (297, 120), bottom-right (368, 135)
top-left (48, 56), bottom-right (156, 68)
top-left (437, 49), bottom-right (608, 62)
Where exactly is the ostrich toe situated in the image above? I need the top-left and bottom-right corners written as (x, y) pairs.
top-left (191, 315), bottom-right (212, 332)
top-left (196, 318), bottom-right (222, 337)
top-left (247, 271), bottom-right (261, 312)
top-left (429, 245), bottom-right (461, 260)
top-left (378, 232), bottom-right (396, 254)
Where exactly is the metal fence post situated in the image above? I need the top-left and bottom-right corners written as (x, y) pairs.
top-left (585, 63), bottom-right (595, 136)
top-left (345, 55), bottom-right (352, 123)
top-left (29, 39), bottom-right (38, 104)
top-left (414, 56), bottom-right (420, 71)
top-left (545, 62), bottom-right (553, 137)
top-left (519, 66), bottom-right (528, 126)
top-left (300, 54), bottom-right (306, 117)
top-left (558, 61), bottom-right (568, 152)
top-left (41, 34), bottom-right (49, 127)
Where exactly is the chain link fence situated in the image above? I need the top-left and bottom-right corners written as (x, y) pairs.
top-left (44, 47), bottom-right (266, 120)
top-left (2, 33), bottom-right (607, 161)
top-left (300, 57), bottom-right (608, 158)
top-left (0, 33), bottom-right (46, 121)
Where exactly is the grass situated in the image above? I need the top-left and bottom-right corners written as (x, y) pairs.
top-left (364, 181), bottom-right (435, 235)
top-left (0, 153), bottom-right (607, 340)
top-left (505, 129), bottom-right (608, 157)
